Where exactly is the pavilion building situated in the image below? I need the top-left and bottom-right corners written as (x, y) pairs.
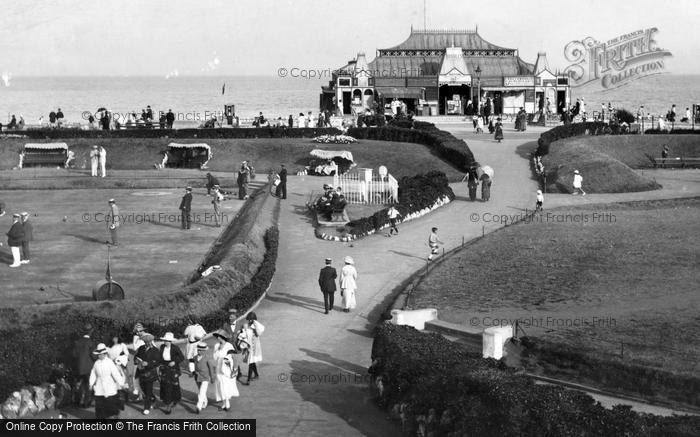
top-left (320, 28), bottom-right (571, 117)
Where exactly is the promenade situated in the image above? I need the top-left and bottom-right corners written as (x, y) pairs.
top-left (44, 124), bottom-right (700, 433)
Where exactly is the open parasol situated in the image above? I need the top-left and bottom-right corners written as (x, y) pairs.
top-left (477, 165), bottom-right (494, 180)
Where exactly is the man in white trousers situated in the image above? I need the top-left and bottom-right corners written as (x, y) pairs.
top-left (90, 145), bottom-right (100, 177)
top-left (191, 342), bottom-right (215, 414)
top-left (99, 146), bottom-right (107, 177)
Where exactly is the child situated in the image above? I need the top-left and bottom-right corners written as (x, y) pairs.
top-left (386, 206), bottom-right (401, 236)
top-left (427, 227), bottom-right (444, 261)
top-left (535, 190), bottom-right (544, 212)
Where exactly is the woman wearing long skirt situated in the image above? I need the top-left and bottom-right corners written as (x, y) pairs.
top-left (340, 256), bottom-right (358, 312)
top-left (89, 343), bottom-right (125, 419)
top-left (494, 118), bottom-right (503, 142)
top-left (212, 330), bottom-right (236, 410)
top-left (219, 350), bottom-right (241, 411)
top-left (158, 332), bottom-right (184, 414)
top-left (481, 176), bottom-right (492, 202)
top-left (237, 312), bottom-right (265, 384)
top-left (467, 173), bottom-right (478, 202)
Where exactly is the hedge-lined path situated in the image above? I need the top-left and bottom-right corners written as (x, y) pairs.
top-left (34, 125), bottom-right (700, 430)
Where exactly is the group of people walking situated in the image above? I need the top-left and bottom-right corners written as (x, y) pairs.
top-left (74, 311), bottom-right (265, 418)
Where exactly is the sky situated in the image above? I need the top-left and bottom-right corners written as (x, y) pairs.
top-left (0, 0), bottom-right (697, 77)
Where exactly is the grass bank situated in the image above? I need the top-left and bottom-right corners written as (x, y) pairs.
top-left (409, 197), bottom-right (700, 407)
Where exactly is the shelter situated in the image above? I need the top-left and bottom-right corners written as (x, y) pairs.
top-left (308, 149), bottom-right (355, 176)
top-left (164, 143), bottom-right (211, 169)
top-left (20, 143), bottom-right (69, 168)
top-left (321, 28), bottom-right (570, 116)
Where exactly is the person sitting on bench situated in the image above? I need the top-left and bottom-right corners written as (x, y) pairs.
top-left (327, 194), bottom-right (347, 221)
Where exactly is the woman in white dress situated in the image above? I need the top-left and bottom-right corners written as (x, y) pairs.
top-left (212, 330), bottom-right (238, 410)
top-left (237, 312), bottom-right (265, 384)
top-left (340, 256), bottom-right (358, 312)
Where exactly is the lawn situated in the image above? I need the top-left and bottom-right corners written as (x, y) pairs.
top-left (0, 187), bottom-right (245, 306)
top-left (0, 137), bottom-right (465, 181)
top-left (409, 197), bottom-right (700, 376)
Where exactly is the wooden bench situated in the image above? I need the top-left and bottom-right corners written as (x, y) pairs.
top-left (652, 157), bottom-right (700, 168)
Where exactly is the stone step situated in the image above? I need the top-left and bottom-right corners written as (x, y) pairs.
top-left (424, 319), bottom-right (483, 350)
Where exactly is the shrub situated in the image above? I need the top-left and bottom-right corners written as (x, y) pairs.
top-left (616, 108), bottom-right (636, 124)
top-left (535, 121), bottom-right (625, 156)
top-left (370, 324), bottom-right (700, 436)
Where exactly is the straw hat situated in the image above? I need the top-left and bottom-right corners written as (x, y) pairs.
top-left (344, 256), bottom-right (354, 265)
top-left (537, 190), bottom-right (542, 194)
top-left (196, 342), bottom-right (209, 351)
top-left (212, 330), bottom-right (229, 341)
top-left (160, 332), bottom-right (176, 342)
top-left (574, 170), bottom-right (580, 174)
top-left (93, 343), bottom-right (108, 355)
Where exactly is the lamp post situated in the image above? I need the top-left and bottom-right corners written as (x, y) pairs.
top-left (475, 65), bottom-right (482, 115)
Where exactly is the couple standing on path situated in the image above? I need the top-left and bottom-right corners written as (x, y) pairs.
top-left (318, 256), bottom-right (358, 314)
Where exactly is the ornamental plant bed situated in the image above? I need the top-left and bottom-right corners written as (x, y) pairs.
top-left (370, 324), bottom-right (700, 436)
top-left (316, 171), bottom-right (455, 242)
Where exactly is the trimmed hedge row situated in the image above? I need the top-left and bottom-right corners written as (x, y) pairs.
top-left (12, 127), bottom-right (340, 140)
top-left (536, 122), bottom-right (624, 156)
top-left (347, 126), bottom-right (476, 172)
top-left (644, 129), bottom-right (700, 135)
top-left (346, 171), bottom-right (455, 237)
top-left (369, 324), bottom-right (700, 436)
top-left (0, 194), bottom-right (278, 402)
top-left (520, 336), bottom-right (700, 408)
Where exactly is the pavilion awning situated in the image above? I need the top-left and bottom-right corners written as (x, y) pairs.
top-left (24, 143), bottom-right (68, 150)
top-left (375, 87), bottom-right (425, 99)
top-left (168, 143), bottom-right (211, 151)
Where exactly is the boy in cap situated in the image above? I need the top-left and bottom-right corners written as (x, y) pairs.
top-left (191, 342), bottom-right (216, 413)
top-left (427, 227), bottom-right (443, 261)
top-left (179, 187), bottom-right (193, 230)
top-left (20, 212), bottom-right (32, 264)
top-left (6, 213), bottom-right (24, 267)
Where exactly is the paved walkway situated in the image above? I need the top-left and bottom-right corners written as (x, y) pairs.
top-left (45, 124), bottom-right (700, 431)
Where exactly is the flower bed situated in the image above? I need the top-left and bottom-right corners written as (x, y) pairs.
top-left (369, 324), bottom-right (700, 436)
top-left (312, 134), bottom-right (357, 144)
top-left (315, 171), bottom-right (455, 242)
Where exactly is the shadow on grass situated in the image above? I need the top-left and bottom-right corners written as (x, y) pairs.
top-left (65, 233), bottom-right (108, 244)
top-left (387, 249), bottom-right (424, 261)
top-left (289, 354), bottom-right (401, 437)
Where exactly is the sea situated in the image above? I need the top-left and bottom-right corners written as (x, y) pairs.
top-left (0, 74), bottom-right (699, 126)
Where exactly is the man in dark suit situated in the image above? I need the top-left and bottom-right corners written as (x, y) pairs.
top-left (72, 324), bottom-right (96, 408)
top-left (20, 212), bottom-right (33, 264)
top-left (179, 187), bottom-right (192, 230)
top-left (318, 258), bottom-right (337, 314)
top-left (276, 164), bottom-right (287, 199)
top-left (221, 308), bottom-right (242, 342)
top-left (6, 213), bottom-right (24, 267)
top-left (166, 109), bottom-right (175, 129)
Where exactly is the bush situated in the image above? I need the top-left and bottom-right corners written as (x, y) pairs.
top-left (616, 108), bottom-right (636, 124)
top-left (345, 171), bottom-right (455, 237)
top-left (535, 121), bottom-right (624, 156)
top-left (15, 127), bottom-right (341, 140)
top-left (370, 324), bottom-right (700, 436)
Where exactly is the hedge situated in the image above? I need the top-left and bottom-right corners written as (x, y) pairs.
top-left (0, 197), bottom-right (279, 402)
top-left (347, 126), bottom-right (476, 172)
top-left (535, 122), bottom-right (625, 156)
top-left (520, 336), bottom-right (700, 408)
top-left (644, 129), bottom-right (700, 135)
top-left (369, 324), bottom-right (700, 436)
top-left (9, 127), bottom-right (341, 140)
top-left (345, 171), bottom-right (455, 237)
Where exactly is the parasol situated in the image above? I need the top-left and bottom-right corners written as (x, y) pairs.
top-left (477, 165), bottom-right (494, 180)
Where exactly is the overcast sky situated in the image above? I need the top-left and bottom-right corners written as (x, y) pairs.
top-left (0, 0), bottom-right (696, 76)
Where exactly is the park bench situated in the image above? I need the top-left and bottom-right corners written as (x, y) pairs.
top-left (652, 156), bottom-right (700, 168)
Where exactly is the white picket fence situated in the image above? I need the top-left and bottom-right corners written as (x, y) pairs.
top-left (333, 168), bottom-right (398, 204)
